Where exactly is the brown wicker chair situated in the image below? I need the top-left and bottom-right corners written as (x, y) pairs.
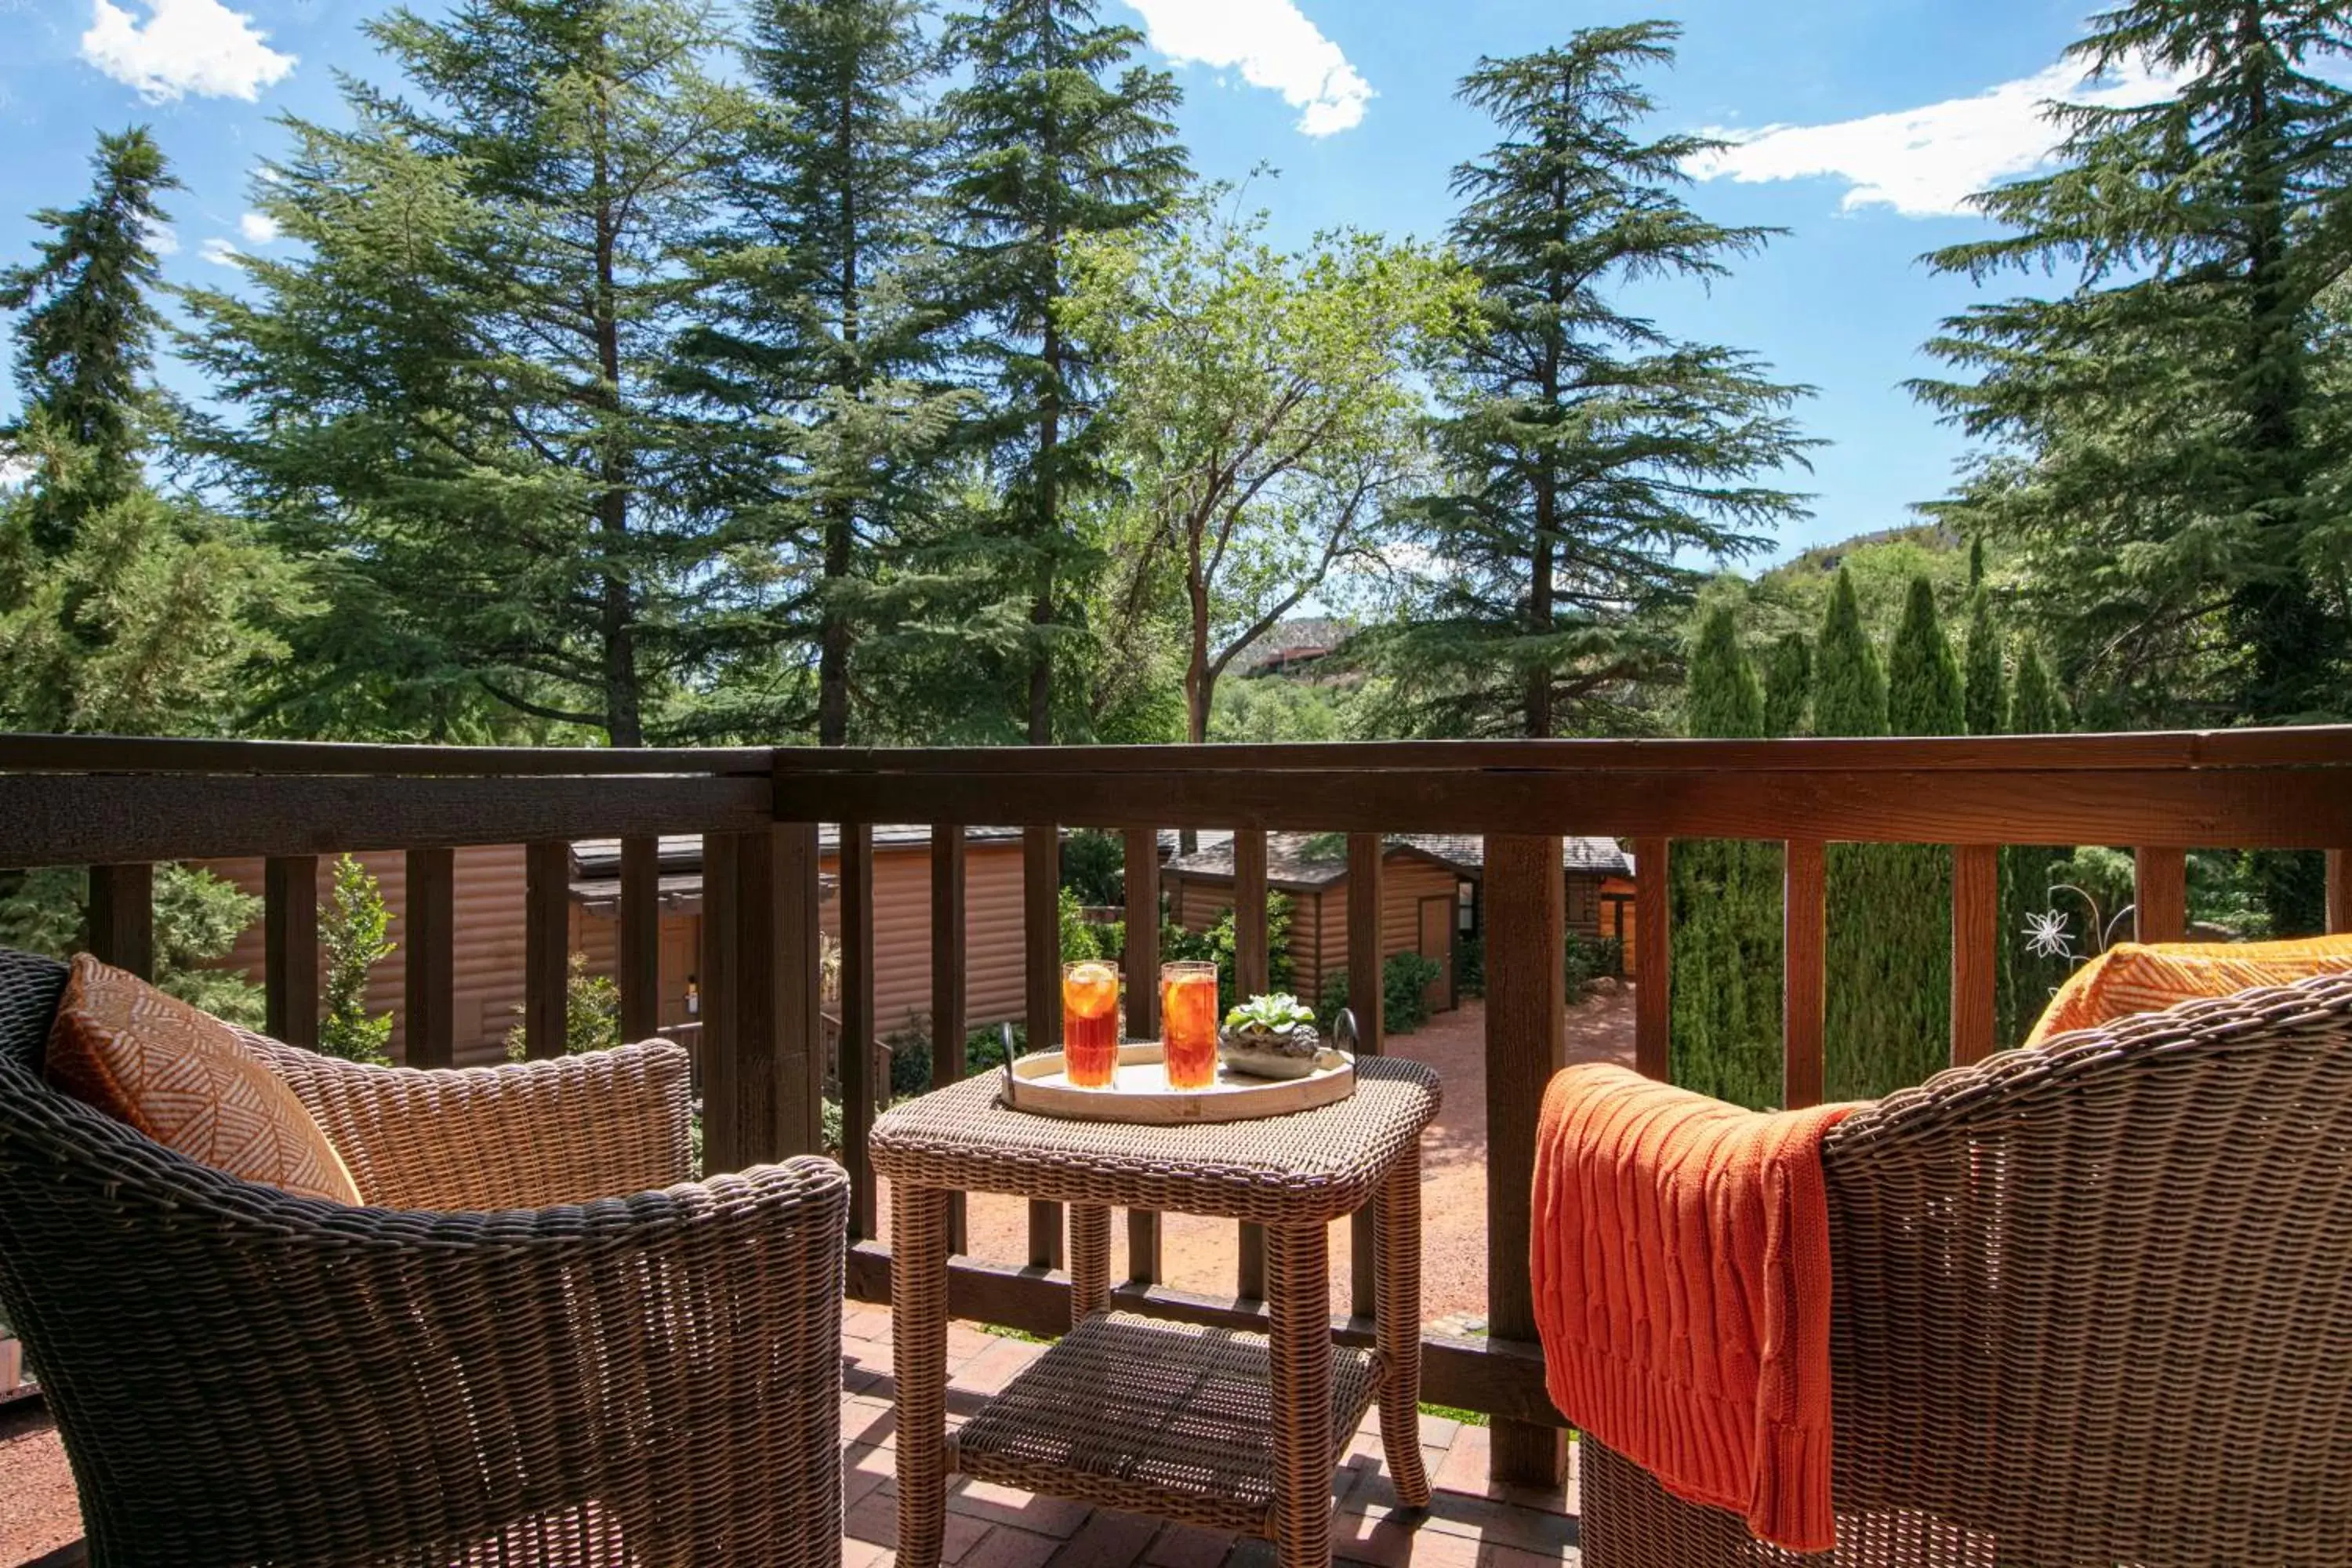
top-left (1579, 971), bottom-right (2352, 1568)
top-left (0, 947), bottom-right (850, 1568)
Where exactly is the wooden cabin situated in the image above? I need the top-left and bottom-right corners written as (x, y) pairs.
top-left (1161, 833), bottom-right (1634, 1014)
top-left (208, 826), bottom-right (1031, 1065)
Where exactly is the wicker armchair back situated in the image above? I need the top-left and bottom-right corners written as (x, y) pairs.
top-left (1581, 971), bottom-right (2352, 1567)
top-left (0, 946), bottom-right (851, 1568)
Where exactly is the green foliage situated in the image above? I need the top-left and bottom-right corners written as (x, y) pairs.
top-left (1563, 932), bottom-right (1624, 1003)
top-left (1060, 829), bottom-right (1125, 907)
top-left (0, 126), bottom-right (178, 548)
top-left (505, 954), bottom-right (622, 1061)
top-left (185, 0), bottom-right (753, 746)
top-left (318, 855), bottom-right (393, 1062)
top-left (1321, 950), bottom-right (1444, 1037)
top-left (934, 0), bottom-right (1189, 742)
top-left (1821, 578), bottom-right (1961, 1098)
top-left (1913, 2), bottom-right (2352, 726)
top-left (1162, 893), bottom-right (1294, 1012)
top-left (1671, 606), bottom-right (1783, 1107)
top-left (1812, 570), bottom-right (1887, 738)
top-left (1223, 993), bottom-right (1315, 1032)
top-left (1762, 632), bottom-right (1812, 737)
top-left (0, 864), bottom-right (263, 1027)
top-left (1058, 885), bottom-right (1120, 963)
top-left (1208, 677), bottom-right (1348, 742)
top-left (675, 0), bottom-right (965, 744)
top-left (882, 1019), bottom-right (1018, 1100)
top-left (1065, 200), bottom-right (1472, 742)
top-left (1370, 24), bottom-right (1811, 739)
top-left (1963, 590), bottom-right (2008, 739)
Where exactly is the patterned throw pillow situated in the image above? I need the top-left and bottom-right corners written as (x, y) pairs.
top-left (2026, 934), bottom-right (2352, 1047)
top-left (45, 954), bottom-right (362, 1204)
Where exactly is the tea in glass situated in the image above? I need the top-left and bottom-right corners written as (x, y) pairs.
top-left (1160, 961), bottom-right (1220, 1090)
top-left (1061, 960), bottom-right (1121, 1087)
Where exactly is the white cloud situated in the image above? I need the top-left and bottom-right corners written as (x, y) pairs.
top-left (199, 235), bottom-right (241, 266)
top-left (1690, 58), bottom-right (2179, 218)
top-left (141, 217), bottom-right (179, 256)
top-left (238, 211), bottom-right (279, 245)
top-left (0, 454), bottom-right (32, 493)
top-left (1120, 0), bottom-right (1372, 136)
top-left (81, 0), bottom-right (296, 103)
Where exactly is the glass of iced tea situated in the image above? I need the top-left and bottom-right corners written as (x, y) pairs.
top-left (1160, 961), bottom-right (1220, 1091)
top-left (1061, 960), bottom-right (1122, 1088)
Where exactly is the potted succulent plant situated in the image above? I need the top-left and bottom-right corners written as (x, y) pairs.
top-left (1218, 993), bottom-right (1329, 1080)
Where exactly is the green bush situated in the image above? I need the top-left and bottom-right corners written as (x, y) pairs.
top-left (1060, 829), bottom-right (1125, 906)
top-left (1319, 950), bottom-right (1444, 1037)
top-left (1563, 931), bottom-right (1623, 1003)
top-left (884, 1020), bottom-right (1025, 1100)
top-left (505, 953), bottom-right (622, 1061)
top-left (318, 853), bottom-right (394, 1062)
top-left (1160, 893), bottom-right (1294, 1011)
top-left (1455, 933), bottom-right (1484, 998)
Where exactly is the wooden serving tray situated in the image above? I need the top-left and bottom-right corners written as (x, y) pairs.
top-left (1000, 1040), bottom-right (1356, 1123)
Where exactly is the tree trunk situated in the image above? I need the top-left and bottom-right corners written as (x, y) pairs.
top-left (1526, 477), bottom-right (1556, 739)
top-left (592, 93), bottom-right (641, 750)
top-left (2227, 6), bottom-right (2325, 720)
top-left (1185, 556), bottom-right (1212, 746)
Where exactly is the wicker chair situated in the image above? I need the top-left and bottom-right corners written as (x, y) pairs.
top-left (0, 947), bottom-right (850, 1568)
top-left (1580, 971), bottom-right (2352, 1568)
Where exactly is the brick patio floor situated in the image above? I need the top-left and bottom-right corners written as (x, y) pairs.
top-left (3, 1306), bottom-right (1581, 1568)
top-left (839, 1304), bottom-right (1581, 1568)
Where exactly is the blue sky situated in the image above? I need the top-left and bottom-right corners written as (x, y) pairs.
top-left (0, 0), bottom-right (2158, 561)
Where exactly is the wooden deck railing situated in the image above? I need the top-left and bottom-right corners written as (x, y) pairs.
top-left (5, 728), bottom-right (2352, 1486)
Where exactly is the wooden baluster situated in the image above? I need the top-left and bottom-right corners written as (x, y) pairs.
top-left (1951, 844), bottom-right (2000, 1069)
top-left (618, 835), bottom-right (661, 1044)
top-left (840, 824), bottom-right (878, 1240)
top-left (1123, 826), bottom-right (1163, 1287)
top-left (1783, 840), bottom-right (1825, 1109)
top-left (1347, 831), bottom-right (1384, 1319)
top-left (776, 822), bottom-right (825, 1157)
top-left (1023, 826), bottom-right (1065, 1271)
top-left (735, 829), bottom-right (789, 1169)
top-left (1485, 833), bottom-right (1567, 1486)
top-left (699, 833), bottom-right (742, 1174)
top-left (2327, 849), bottom-right (2349, 935)
top-left (523, 840), bottom-right (570, 1059)
top-left (263, 855), bottom-right (319, 1047)
top-left (1235, 828), bottom-right (1270, 1301)
top-left (87, 862), bottom-right (154, 980)
top-left (1633, 837), bottom-right (1671, 1081)
top-left (403, 848), bottom-right (456, 1069)
top-left (2135, 846), bottom-right (2187, 943)
top-left (931, 825), bottom-right (969, 1253)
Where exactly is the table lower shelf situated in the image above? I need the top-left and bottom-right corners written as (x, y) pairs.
top-left (952, 1310), bottom-right (1383, 1537)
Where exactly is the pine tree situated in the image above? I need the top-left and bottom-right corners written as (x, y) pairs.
top-left (2005, 641), bottom-right (2073, 1040)
top-left (1812, 569), bottom-right (1886, 738)
top-left (1962, 589), bottom-right (2009, 739)
top-left (1888, 576), bottom-right (1964, 737)
top-left (187, 0), bottom-right (750, 746)
top-left (1671, 605), bottom-right (1783, 1106)
top-left (1372, 24), bottom-right (1812, 739)
top-left (937, 0), bottom-right (1189, 742)
top-left (0, 129), bottom-right (285, 1022)
top-left (677, 0), bottom-right (967, 744)
top-left (0, 126), bottom-right (177, 551)
top-left (1914, 2), bottom-right (2352, 725)
top-left (1762, 631), bottom-right (1812, 737)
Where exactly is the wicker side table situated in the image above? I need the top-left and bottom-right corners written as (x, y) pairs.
top-left (869, 1056), bottom-right (1441, 1568)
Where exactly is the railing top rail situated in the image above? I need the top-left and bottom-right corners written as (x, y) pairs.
top-left (8, 726), bottom-right (2352, 782)
top-left (0, 735), bottom-right (775, 778)
top-left (775, 726), bottom-right (2352, 777)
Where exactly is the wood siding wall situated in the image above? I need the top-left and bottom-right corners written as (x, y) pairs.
top-left (210, 845), bottom-right (528, 1068)
top-left (214, 837), bottom-right (1033, 1066)
top-left (1172, 855), bottom-right (1463, 1005)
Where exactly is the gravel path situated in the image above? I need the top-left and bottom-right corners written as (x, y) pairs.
top-left (878, 987), bottom-right (1639, 1324)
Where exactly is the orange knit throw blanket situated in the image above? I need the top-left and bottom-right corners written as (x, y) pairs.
top-left (1531, 1065), bottom-right (1856, 1552)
